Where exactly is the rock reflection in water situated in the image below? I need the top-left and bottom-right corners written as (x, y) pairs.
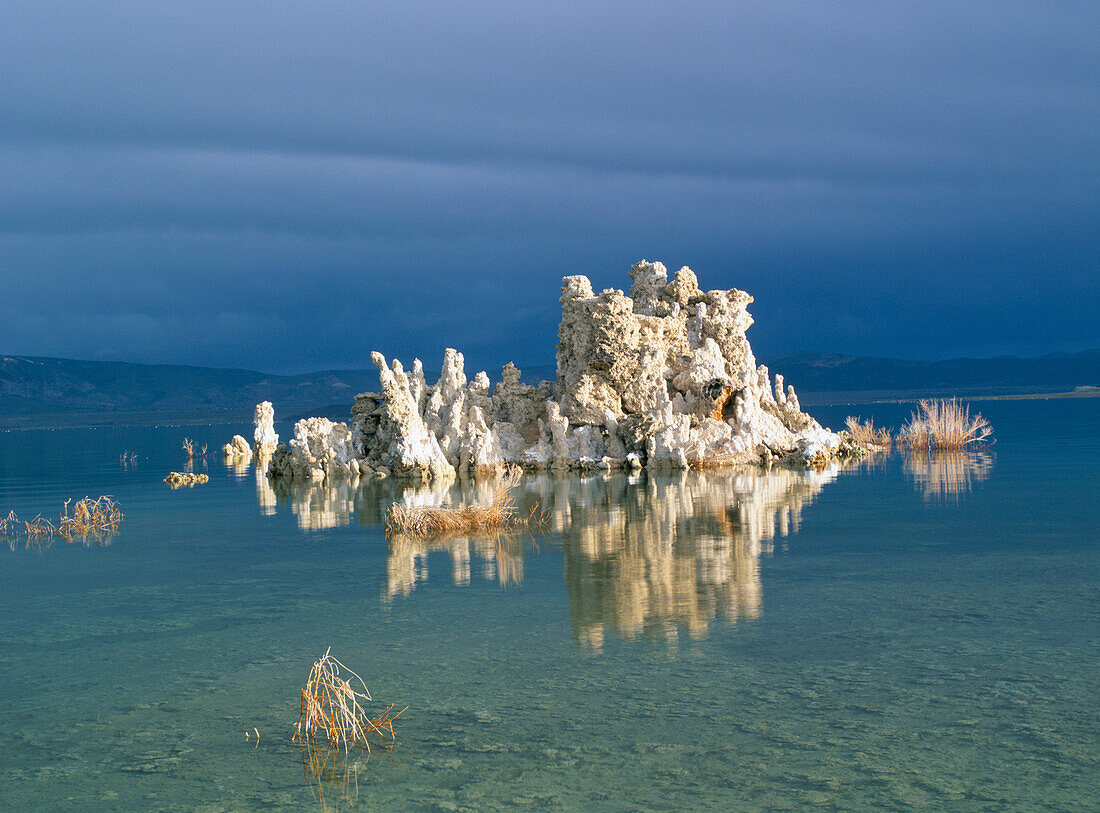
top-left (385, 478), bottom-right (526, 597)
top-left (381, 467), bottom-right (838, 648)
top-left (223, 455), bottom-right (251, 478)
top-left (905, 450), bottom-right (993, 499)
top-left (541, 468), bottom-right (837, 649)
top-left (270, 476), bottom-right (361, 531)
top-left (386, 534), bottom-right (525, 597)
top-left (255, 466), bottom-right (839, 646)
top-left (255, 455), bottom-right (278, 516)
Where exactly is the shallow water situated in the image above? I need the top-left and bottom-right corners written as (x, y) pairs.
top-left (0, 399), bottom-right (1097, 811)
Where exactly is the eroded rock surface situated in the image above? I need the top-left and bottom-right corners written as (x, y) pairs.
top-left (269, 261), bottom-right (866, 480)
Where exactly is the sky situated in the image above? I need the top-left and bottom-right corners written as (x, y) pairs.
top-left (0, 1), bottom-right (1097, 375)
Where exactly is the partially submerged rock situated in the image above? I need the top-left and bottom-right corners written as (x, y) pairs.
top-left (221, 434), bottom-right (253, 460)
top-left (165, 472), bottom-right (209, 487)
top-left (269, 261), bottom-right (868, 481)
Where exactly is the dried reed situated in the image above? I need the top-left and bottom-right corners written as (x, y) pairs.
top-left (1, 497), bottom-right (123, 548)
top-left (898, 399), bottom-right (993, 452)
top-left (384, 468), bottom-right (546, 537)
top-left (293, 648), bottom-right (406, 755)
top-left (844, 416), bottom-right (892, 448)
top-left (56, 497), bottom-right (124, 540)
top-left (24, 515), bottom-right (56, 542)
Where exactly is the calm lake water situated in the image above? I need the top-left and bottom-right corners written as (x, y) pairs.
top-left (0, 399), bottom-right (1097, 811)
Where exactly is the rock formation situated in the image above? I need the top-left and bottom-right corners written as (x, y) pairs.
top-left (253, 401), bottom-right (279, 455)
top-left (266, 416), bottom-right (358, 481)
top-left (221, 434), bottom-right (253, 460)
top-left (268, 261), bottom-right (865, 481)
top-left (164, 472), bottom-right (209, 487)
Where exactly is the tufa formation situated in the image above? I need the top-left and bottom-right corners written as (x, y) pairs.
top-left (266, 261), bottom-right (865, 481)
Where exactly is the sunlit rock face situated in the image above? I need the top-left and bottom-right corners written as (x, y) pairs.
top-left (266, 261), bottom-right (864, 481)
top-left (351, 351), bottom-right (548, 482)
top-left (267, 417), bottom-right (357, 481)
top-left (554, 260), bottom-right (845, 470)
top-left (222, 434), bottom-right (253, 461)
top-left (253, 401), bottom-right (279, 455)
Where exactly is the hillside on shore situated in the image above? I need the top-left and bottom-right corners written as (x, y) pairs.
top-left (1, 350), bottom-right (1096, 427)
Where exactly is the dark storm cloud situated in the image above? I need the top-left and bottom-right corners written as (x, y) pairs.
top-left (0, 1), bottom-right (1096, 372)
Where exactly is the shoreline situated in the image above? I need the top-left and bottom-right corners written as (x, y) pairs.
top-left (1, 389), bottom-right (1095, 432)
top-left (801, 389), bottom-right (1100, 407)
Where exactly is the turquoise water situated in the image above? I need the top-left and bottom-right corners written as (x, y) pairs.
top-left (0, 399), bottom-right (1096, 811)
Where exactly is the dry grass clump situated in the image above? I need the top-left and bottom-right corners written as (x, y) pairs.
top-left (293, 648), bottom-right (404, 811)
top-left (385, 468), bottom-right (546, 538)
top-left (844, 416), bottom-right (892, 448)
top-left (2, 497), bottom-right (123, 549)
top-left (898, 399), bottom-right (993, 452)
top-left (293, 648), bottom-right (405, 754)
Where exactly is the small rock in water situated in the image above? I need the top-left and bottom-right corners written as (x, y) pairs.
top-left (164, 472), bottom-right (209, 487)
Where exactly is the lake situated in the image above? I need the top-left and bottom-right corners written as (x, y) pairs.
top-left (0, 398), bottom-right (1096, 811)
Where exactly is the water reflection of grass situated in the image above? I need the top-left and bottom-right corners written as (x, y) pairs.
top-left (904, 449), bottom-right (994, 499)
top-left (299, 741), bottom-right (367, 812)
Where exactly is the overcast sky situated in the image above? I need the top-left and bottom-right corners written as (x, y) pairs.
top-left (1, 1), bottom-right (1096, 374)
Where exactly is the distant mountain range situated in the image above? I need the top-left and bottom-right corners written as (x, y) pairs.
top-left (0, 355), bottom-right (380, 423)
top-left (758, 349), bottom-right (1100, 403)
top-left (0, 350), bottom-right (1096, 426)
